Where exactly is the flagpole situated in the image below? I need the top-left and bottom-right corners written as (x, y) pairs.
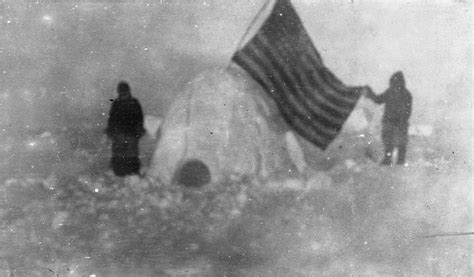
top-left (227, 0), bottom-right (274, 69)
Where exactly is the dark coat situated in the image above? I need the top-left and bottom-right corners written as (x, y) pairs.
top-left (367, 72), bottom-right (412, 149)
top-left (367, 72), bottom-right (412, 126)
top-left (106, 96), bottom-right (145, 176)
top-left (106, 97), bottom-right (145, 138)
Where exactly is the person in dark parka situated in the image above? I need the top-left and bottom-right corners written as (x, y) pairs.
top-left (106, 81), bottom-right (145, 176)
top-left (365, 71), bottom-right (412, 165)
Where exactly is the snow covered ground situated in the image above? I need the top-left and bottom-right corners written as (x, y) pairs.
top-left (0, 125), bottom-right (472, 276)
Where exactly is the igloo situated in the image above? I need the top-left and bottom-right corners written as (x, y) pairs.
top-left (148, 66), bottom-right (302, 186)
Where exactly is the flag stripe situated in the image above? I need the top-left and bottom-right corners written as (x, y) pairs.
top-left (241, 44), bottom-right (339, 137)
top-left (233, 53), bottom-right (334, 147)
top-left (257, 2), bottom-right (360, 104)
top-left (254, 5), bottom-right (360, 108)
top-left (254, 34), bottom-right (355, 118)
top-left (231, 0), bottom-right (362, 149)
top-left (251, 36), bottom-right (347, 126)
top-left (233, 56), bottom-right (333, 148)
top-left (300, 57), bottom-right (359, 108)
top-left (293, 65), bottom-right (352, 118)
top-left (304, 51), bottom-right (360, 100)
top-left (245, 41), bottom-right (342, 135)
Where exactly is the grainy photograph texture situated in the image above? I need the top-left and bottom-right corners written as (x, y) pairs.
top-left (0, 0), bottom-right (472, 276)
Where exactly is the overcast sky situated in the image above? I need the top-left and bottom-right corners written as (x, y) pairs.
top-left (0, 0), bottom-right (471, 131)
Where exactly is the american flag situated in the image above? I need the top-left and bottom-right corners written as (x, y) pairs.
top-left (232, 0), bottom-right (362, 150)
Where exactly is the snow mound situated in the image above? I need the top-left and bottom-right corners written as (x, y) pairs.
top-left (149, 66), bottom-right (296, 185)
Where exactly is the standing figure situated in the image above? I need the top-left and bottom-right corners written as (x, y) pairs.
top-left (106, 81), bottom-right (145, 176)
top-left (366, 71), bottom-right (412, 165)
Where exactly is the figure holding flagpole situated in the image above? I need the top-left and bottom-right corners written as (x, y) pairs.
top-left (365, 71), bottom-right (413, 166)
